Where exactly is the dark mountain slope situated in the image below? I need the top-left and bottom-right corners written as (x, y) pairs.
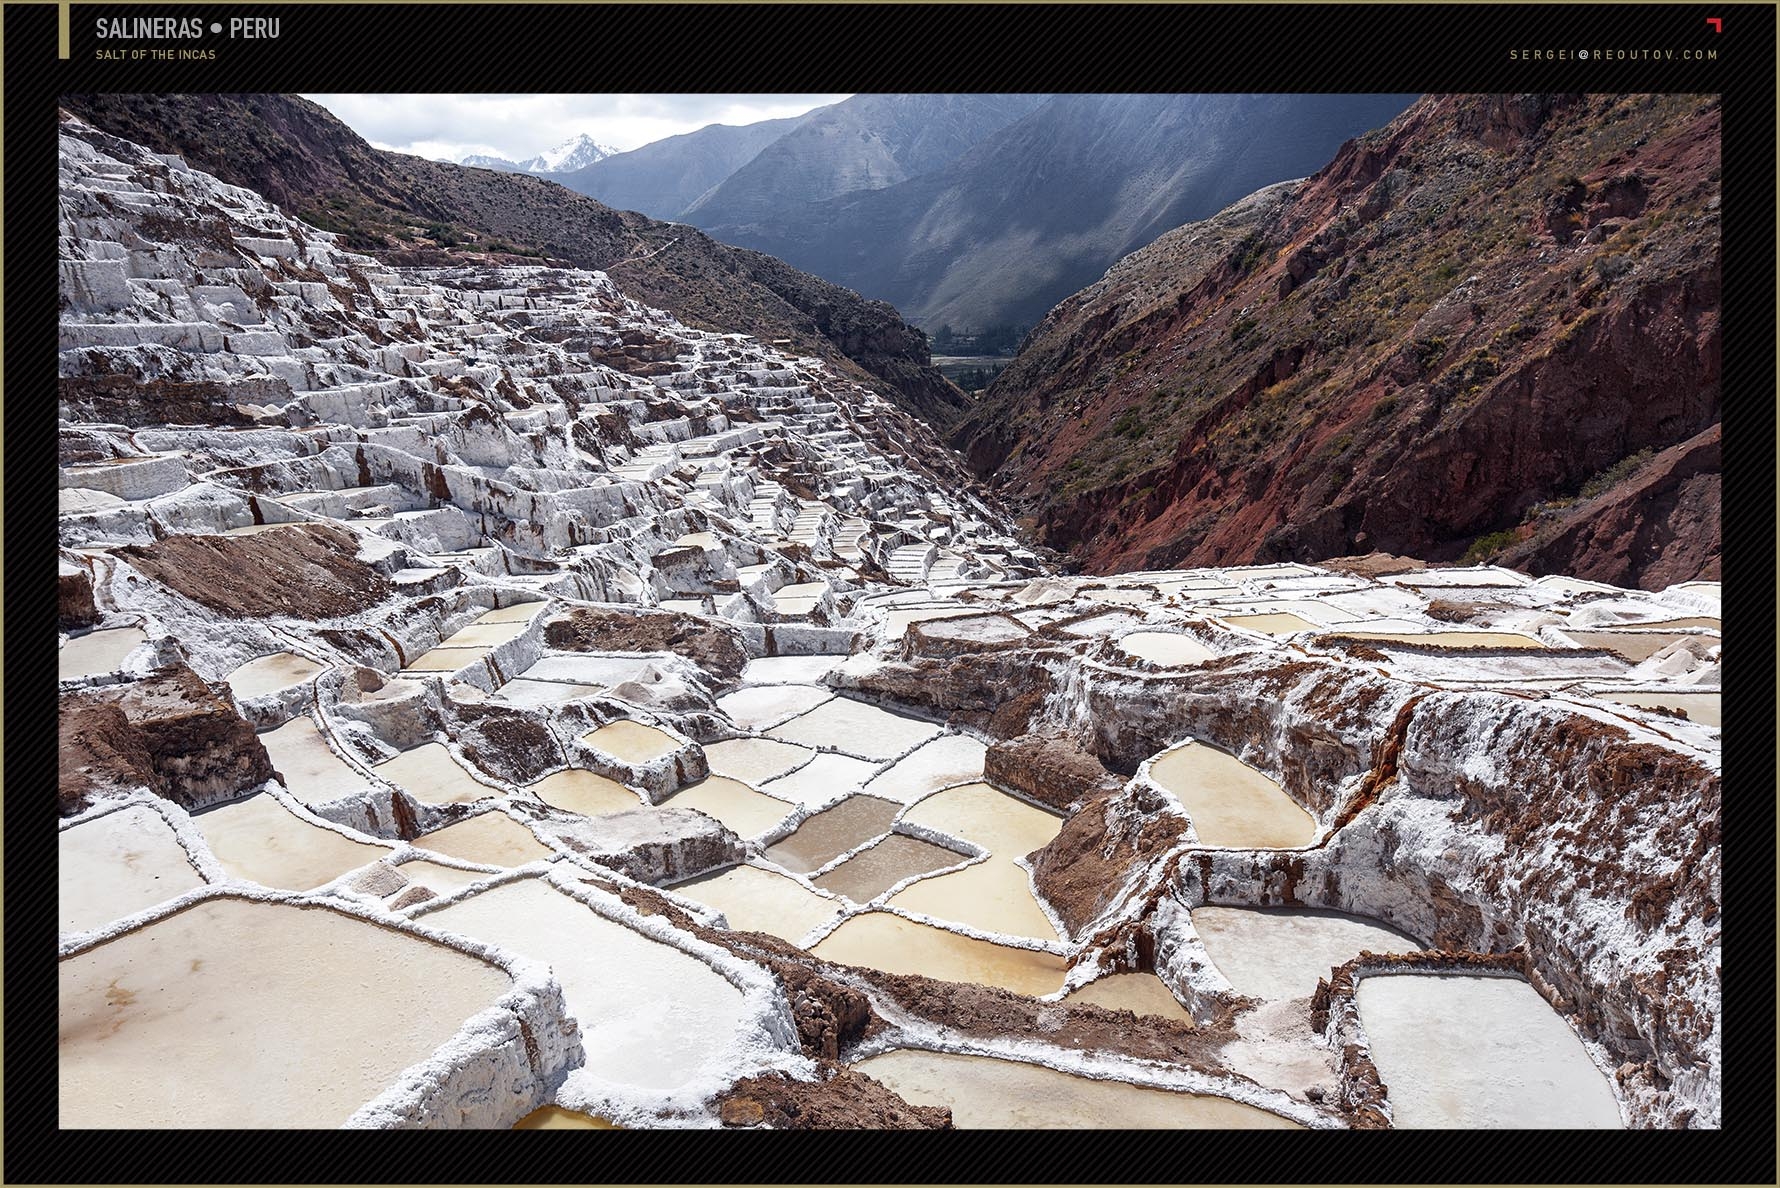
top-left (952, 93), bottom-right (1721, 591)
top-left (549, 115), bottom-right (809, 219)
top-left (695, 93), bottom-right (1420, 333)
top-left (61, 92), bottom-right (969, 429)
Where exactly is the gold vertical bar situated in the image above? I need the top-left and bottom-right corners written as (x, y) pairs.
top-left (59, 0), bottom-right (71, 59)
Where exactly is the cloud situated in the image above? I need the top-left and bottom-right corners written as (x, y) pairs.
top-left (301, 93), bottom-right (853, 160)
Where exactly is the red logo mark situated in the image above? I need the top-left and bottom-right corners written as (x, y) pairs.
top-left (1705, 17), bottom-right (1722, 32)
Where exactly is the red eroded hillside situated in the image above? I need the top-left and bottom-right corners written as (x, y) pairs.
top-left (953, 93), bottom-right (1721, 589)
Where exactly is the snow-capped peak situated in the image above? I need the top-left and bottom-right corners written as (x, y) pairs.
top-left (460, 134), bottom-right (615, 175)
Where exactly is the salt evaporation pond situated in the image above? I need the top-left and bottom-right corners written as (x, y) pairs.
top-left (767, 696), bottom-right (943, 759)
top-left (224, 651), bottom-right (324, 697)
top-left (256, 717), bottom-right (372, 802)
top-left (582, 719), bottom-right (681, 764)
top-left (1147, 742), bottom-right (1317, 848)
top-left (60, 898), bottom-right (514, 1127)
top-left (191, 793), bottom-right (386, 891)
top-left (529, 768), bottom-right (641, 816)
top-left (1118, 631), bottom-right (1217, 667)
top-left (852, 1050), bottom-right (1301, 1129)
top-left (665, 777), bottom-right (795, 839)
top-left (417, 878), bottom-right (749, 1090)
top-left (860, 735), bottom-right (987, 805)
top-left (513, 1106), bottom-right (617, 1129)
top-left (900, 781), bottom-right (1063, 859)
top-left (1354, 974), bottom-right (1623, 1129)
top-left (58, 626), bottom-right (148, 679)
top-left (671, 864), bottom-right (842, 943)
top-left (59, 805), bottom-right (205, 934)
top-left (716, 684), bottom-right (831, 730)
top-left (1192, 906), bottom-right (1419, 1000)
top-left (812, 912), bottom-right (1066, 996)
top-left (887, 857), bottom-right (1058, 942)
top-left (412, 812), bottom-right (554, 867)
top-left (373, 742), bottom-right (499, 805)
top-left (702, 737), bottom-right (814, 785)
top-left (759, 752), bottom-right (882, 808)
top-left (1217, 612), bottom-right (1318, 636)
top-left (1333, 629), bottom-right (1545, 649)
top-left (763, 795), bottom-right (901, 873)
top-left (1600, 691), bottom-right (1721, 727)
top-left (811, 834), bottom-right (965, 902)
top-left (1063, 972), bottom-right (1196, 1026)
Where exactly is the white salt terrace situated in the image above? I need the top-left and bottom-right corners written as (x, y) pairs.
top-left (1117, 630), bottom-right (1218, 667)
top-left (412, 812), bottom-right (555, 867)
top-left (373, 742), bottom-right (500, 805)
top-left (670, 864), bottom-right (843, 944)
top-left (529, 768), bottom-right (642, 817)
top-left (766, 696), bottom-right (944, 760)
top-left (191, 793), bottom-right (387, 891)
top-left (853, 1050), bottom-right (1302, 1129)
top-left (257, 718), bottom-right (374, 803)
top-left (1355, 974), bottom-right (1624, 1129)
top-left (759, 751), bottom-right (883, 808)
top-left (59, 805), bottom-right (206, 934)
top-left (1147, 741), bottom-right (1317, 848)
top-left (812, 911), bottom-right (1067, 997)
top-left (224, 651), bottom-right (324, 698)
top-left (60, 898), bottom-right (515, 1128)
top-left (1192, 906), bottom-right (1420, 1001)
top-left (415, 878), bottom-right (750, 1091)
top-left (59, 626), bottom-right (148, 679)
top-left (581, 720), bottom-right (682, 765)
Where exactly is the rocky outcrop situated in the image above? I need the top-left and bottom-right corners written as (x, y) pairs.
top-left (543, 606), bottom-right (749, 682)
top-left (955, 94), bottom-right (1720, 589)
top-left (59, 558), bottom-right (99, 630)
top-left (59, 664), bottom-right (274, 814)
top-left (116, 524), bottom-right (391, 620)
top-left (983, 732), bottom-right (1121, 813)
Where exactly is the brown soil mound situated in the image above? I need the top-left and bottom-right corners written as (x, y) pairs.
top-left (717, 1065), bottom-right (951, 1129)
top-left (118, 524), bottom-right (390, 619)
top-left (543, 606), bottom-right (748, 681)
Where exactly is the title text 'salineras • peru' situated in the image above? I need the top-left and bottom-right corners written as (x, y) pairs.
top-left (57, 92), bottom-right (1720, 1129)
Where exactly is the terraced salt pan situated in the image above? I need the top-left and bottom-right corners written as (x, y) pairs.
top-left (412, 812), bottom-right (555, 867)
top-left (1600, 691), bottom-right (1721, 728)
top-left (492, 678), bottom-right (601, 708)
top-left (716, 684), bottom-right (831, 730)
top-left (888, 857), bottom-right (1058, 942)
top-left (759, 751), bottom-right (883, 808)
top-left (811, 834), bottom-right (968, 902)
top-left (1063, 973), bottom-right (1195, 1026)
top-left (1216, 612), bottom-right (1318, 636)
top-left (258, 718), bottom-right (373, 801)
top-left (192, 793), bottom-right (387, 891)
top-left (771, 581), bottom-right (828, 615)
top-left (1147, 742), bottom-right (1316, 849)
top-left (1564, 629), bottom-right (1717, 662)
top-left (374, 742), bottom-right (499, 805)
top-left (529, 768), bottom-right (642, 817)
top-left (1058, 611), bottom-right (1141, 638)
top-left (475, 601), bottom-right (548, 623)
top-left (1334, 629), bottom-right (1546, 649)
top-left (418, 878), bottom-right (748, 1091)
top-left (860, 735), bottom-right (987, 805)
top-left (666, 777), bottom-right (795, 839)
top-left (812, 912), bottom-right (1066, 996)
top-left (703, 737), bottom-right (815, 785)
top-left (1354, 974), bottom-right (1623, 1129)
top-left (59, 805), bottom-right (205, 934)
top-left (671, 864), bottom-right (842, 944)
top-left (901, 782), bottom-right (1064, 861)
top-left (514, 1106), bottom-right (617, 1129)
top-left (435, 620), bottom-right (531, 648)
top-left (767, 696), bottom-right (943, 760)
top-left (389, 858), bottom-right (503, 897)
top-left (59, 626), bottom-right (148, 679)
top-left (880, 606), bottom-right (983, 636)
top-left (582, 720), bottom-right (681, 764)
top-left (60, 897), bottom-right (513, 1128)
top-left (1192, 907), bottom-right (1419, 1000)
top-left (403, 647), bottom-right (491, 673)
top-left (740, 655), bottom-right (842, 685)
top-left (1117, 631), bottom-right (1217, 667)
top-left (853, 1050), bottom-right (1300, 1129)
top-left (763, 794), bottom-right (902, 873)
top-left (225, 651), bottom-right (323, 697)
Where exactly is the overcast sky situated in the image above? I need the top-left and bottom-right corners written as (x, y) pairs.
top-left (302, 94), bottom-right (853, 162)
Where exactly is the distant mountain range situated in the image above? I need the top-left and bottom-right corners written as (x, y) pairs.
top-left (547, 93), bottom-right (1418, 334)
top-left (462, 133), bottom-right (615, 175)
